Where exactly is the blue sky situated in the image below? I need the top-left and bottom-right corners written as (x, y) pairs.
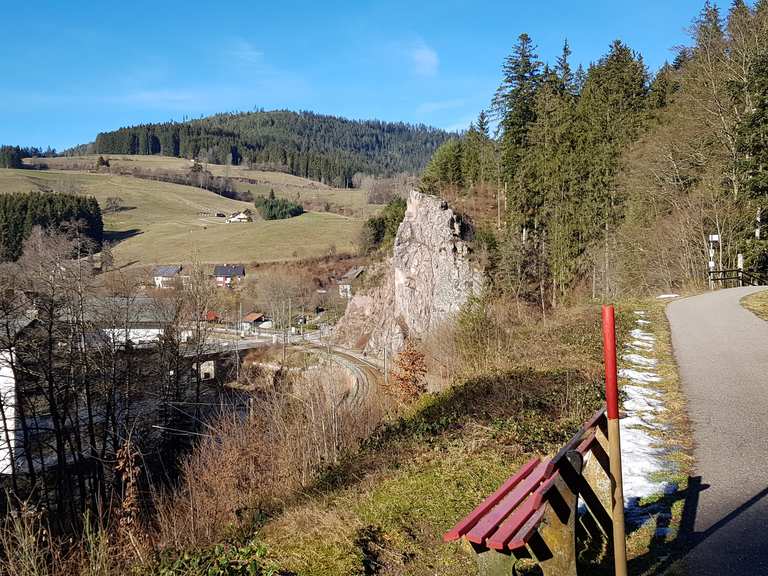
top-left (1, 0), bottom-right (727, 151)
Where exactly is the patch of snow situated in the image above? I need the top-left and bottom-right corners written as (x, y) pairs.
top-left (656, 294), bottom-right (680, 299)
top-left (623, 394), bottom-right (663, 415)
top-left (630, 341), bottom-right (654, 353)
top-left (634, 310), bottom-right (647, 316)
top-left (620, 368), bottom-right (661, 383)
top-left (623, 384), bottom-right (661, 400)
top-left (622, 353), bottom-right (658, 368)
top-left (619, 310), bottom-right (675, 508)
top-left (620, 419), bottom-right (667, 501)
top-left (630, 329), bottom-right (656, 342)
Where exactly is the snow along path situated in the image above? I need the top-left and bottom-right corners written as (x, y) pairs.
top-left (617, 310), bottom-right (673, 517)
top-left (667, 287), bottom-right (768, 575)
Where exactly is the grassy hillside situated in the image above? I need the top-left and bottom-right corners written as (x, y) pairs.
top-left (0, 168), bottom-right (364, 266)
top-left (214, 301), bottom-right (686, 576)
top-left (25, 155), bottom-right (380, 218)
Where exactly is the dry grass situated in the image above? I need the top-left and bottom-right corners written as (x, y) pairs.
top-left (253, 300), bottom-right (617, 575)
top-left (24, 155), bottom-right (383, 217)
top-left (26, 155), bottom-right (337, 189)
top-left (249, 297), bottom-right (696, 576)
top-left (0, 168), bottom-right (364, 267)
top-left (741, 288), bottom-right (768, 321)
top-left (154, 368), bottom-right (388, 552)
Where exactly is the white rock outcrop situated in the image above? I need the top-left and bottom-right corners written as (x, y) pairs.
top-left (335, 190), bottom-right (483, 356)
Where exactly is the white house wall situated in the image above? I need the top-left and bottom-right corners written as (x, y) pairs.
top-left (0, 350), bottom-right (15, 475)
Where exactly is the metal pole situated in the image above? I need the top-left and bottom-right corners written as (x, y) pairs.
top-left (602, 305), bottom-right (627, 576)
top-left (738, 253), bottom-right (744, 287)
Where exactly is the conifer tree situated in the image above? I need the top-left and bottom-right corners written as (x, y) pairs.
top-left (492, 33), bottom-right (542, 187)
top-left (739, 53), bottom-right (768, 199)
top-left (555, 39), bottom-right (574, 93)
top-left (476, 110), bottom-right (490, 138)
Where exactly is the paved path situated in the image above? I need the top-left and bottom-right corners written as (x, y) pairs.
top-left (666, 287), bottom-right (768, 575)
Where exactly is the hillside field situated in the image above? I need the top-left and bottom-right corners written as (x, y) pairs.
top-left (25, 154), bottom-right (380, 217)
top-left (0, 168), bottom-right (365, 267)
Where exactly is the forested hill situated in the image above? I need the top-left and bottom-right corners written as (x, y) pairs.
top-left (89, 110), bottom-right (451, 187)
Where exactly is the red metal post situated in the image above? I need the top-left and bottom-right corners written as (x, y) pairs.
top-left (602, 305), bottom-right (619, 420)
top-left (602, 305), bottom-right (628, 576)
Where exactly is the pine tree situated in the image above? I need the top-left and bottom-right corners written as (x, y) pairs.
top-left (421, 139), bottom-right (464, 192)
top-left (739, 53), bottom-right (768, 199)
top-left (461, 124), bottom-right (482, 188)
top-left (648, 62), bottom-right (677, 109)
top-left (476, 110), bottom-right (490, 138)
top-left (555, 39), bottom-right (574, 93)
top-left (492, 33), bottom-right (543, 241)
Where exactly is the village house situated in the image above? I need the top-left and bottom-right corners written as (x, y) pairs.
top-left (240, 311), bottom-right (265, 334)
top-left (337, 266), bottom-right (365, 299)
top-left (0, 296), bottom-right (209, 477)
top-left (152, 264), bottom-right (183, 289)
top-left (226, 210), bottom-right (252, 223)
top-left (213, 264), bottom-right (246, 288)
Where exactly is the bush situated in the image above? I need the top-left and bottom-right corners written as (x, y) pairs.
top-left (157, 540), bottom-right (277, 576)
top-left (359, 197), bottom-right (406, 253)
top-left (253, 190), bottom-right (304, 220)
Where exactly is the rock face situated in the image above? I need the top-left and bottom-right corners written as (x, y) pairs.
top-left (335, 190), bottom-right (483, 356)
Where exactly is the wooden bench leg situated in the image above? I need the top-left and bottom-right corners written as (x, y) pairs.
top-left (534, 451), bottom-right (582, 576)
top-left (475, 548), bottom-right (515, 576)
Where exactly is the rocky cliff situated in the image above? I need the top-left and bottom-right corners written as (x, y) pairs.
top-left (335, 190), bottom-right (483, 356)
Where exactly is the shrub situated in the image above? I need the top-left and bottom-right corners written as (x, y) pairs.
top-left (389, 339), bottom-right (427, 401)
top-left (359, 197), bottom-right (406, 253)
top-left (157, 539), bottom-right (277, 576)
top-left (253, 190), bottom-right (304, 220)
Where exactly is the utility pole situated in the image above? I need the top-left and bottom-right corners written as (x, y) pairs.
top-left (497, 183), bottom-right (501, 230)
top-left (383, 346), bottom-right (388, 385)
top-left (504, 181), bottom-right (508, 214)
top-left (282, 299), bottom-right (287, 366)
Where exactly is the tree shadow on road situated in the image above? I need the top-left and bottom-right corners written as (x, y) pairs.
top-left (621, 476), bottom-right (768, 575)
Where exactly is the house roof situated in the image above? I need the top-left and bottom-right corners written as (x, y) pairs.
top-left (243, 312), bottom-right (264, 322)
top-left (213, 264), bottom-right (245, 277)
top-left (338, 266), bottom-right (365, 283)
top-left (152, 265), bottom-right (182, 278)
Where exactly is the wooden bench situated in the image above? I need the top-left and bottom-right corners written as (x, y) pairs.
top-left (444, 408), bottom-right (613, 576)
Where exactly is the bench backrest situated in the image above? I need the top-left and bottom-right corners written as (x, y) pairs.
top-left (444, 408), bottom-right (607, 552)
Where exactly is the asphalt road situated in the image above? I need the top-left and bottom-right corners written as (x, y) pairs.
top-left (666, 286), bottom-right (768, 575)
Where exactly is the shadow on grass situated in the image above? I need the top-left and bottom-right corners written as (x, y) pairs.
top-left (103, 228), bottom-right (142, 244)
top-left (105, 205), bottom-right (137, 213)
top-left (313, 367), bottom-right (601, 494)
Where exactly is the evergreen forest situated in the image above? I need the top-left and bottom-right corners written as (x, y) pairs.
top-left (89, 110), bottom-right (451, 188)
top-left (421, 0), bottom-right (768, 304)
top-left (0, 192), bottom-right (103, 260)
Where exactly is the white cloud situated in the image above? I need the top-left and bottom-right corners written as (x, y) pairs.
top-left (410, 40), bottom-right (439, 77)
top-left (226, 39), bottom-right (265, 66)
top-left (417, 98), bottom-right (465, 114)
